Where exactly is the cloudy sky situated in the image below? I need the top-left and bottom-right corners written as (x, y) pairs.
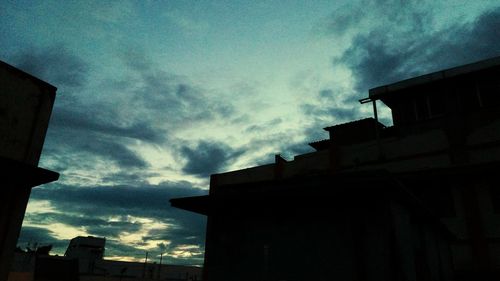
top-left (1, 0), bottom-right (500, 265)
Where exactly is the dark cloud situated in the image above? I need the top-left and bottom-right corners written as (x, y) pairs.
top-left (30, 182), bottom-right (206, 219)
top-left (8, 46), bottom-right (160, 172)
top-left (301, 103), bottom-right (360, 122)
top-left (421, 7), bottom-right (500, 69)
top-left (21, 181), bottom-right (207, 262)
top-left (17, 227), bottom-right (68, 250)
top-left (83, 136), bottom-right (148, 168)
top-left (239, 126), bottom-right (322, 167)
top-left (41, 105), bottom-right (160, 171)
top-left (319, 89), bottom-right (334, 98)
top-left (104, 239), bottom-right (156, 259)
top-left (11, 45), bottom-right (236, 176)
top-left (337, 6), bottom-right (500, 97)
top-left (14, 46), bottom-right (88, 89)
top-left (280, 142), bottom-right (315, 159)
top-left (51, 108), bottom-right (165, 144)
top-left (180, 141), bottom-right (245, 178)
top-left (298, 3), bottom-right (500, 141)
top-left (140, 218), bottom-right (206, 264)
top-left (9, 45), bottom-right (221, 263)
top-left (298, 85), bottom-right (365, 139)
top-left (118, 50), bottom-right (234, 124)
top-left (44, 129), bottom-right (148, 169)
top-left (323, 3), bottom-right (366, 37)
top-left (41, 89), bottom-right (165, 171)
top-left (244, 118), bottom-right (283, 134)
top-left (25, 213), bottom-right (143, 239)
top-left (323, 0), bottom-right (434, 37)
top-left (300, 4), bottom-right (500, 137)
top-left (100, 171), bottom-right (156, 186)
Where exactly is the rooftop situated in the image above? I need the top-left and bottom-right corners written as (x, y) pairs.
top-left (0, 60), bottom-right (57, 92)
top-left (369, 55), bottom-right (500, 100)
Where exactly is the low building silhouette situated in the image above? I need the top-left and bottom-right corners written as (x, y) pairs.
top-left (171, 56), bottom-right (500, 280)
top-left (0, 61), bottom-right (59, 281)
top-left (9, 236), bottom-right (202, 281)
top-left (65, 236), bottom-right (106, 274)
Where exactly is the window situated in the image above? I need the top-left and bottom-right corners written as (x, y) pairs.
top-left (489, 184), bottom-right (500, 214)
top-left (428, 94), bottom-right (445, 117)
top-left (405, 178), bottom-right (456, 218)
top-left (460, 84), bottom-right (481, 111)
top-left (413, 93), bottom-right (446, 121)
top-left (414, 95), bottom-right (430, 120)
top-left (478, 82), bottom-right (500, 107)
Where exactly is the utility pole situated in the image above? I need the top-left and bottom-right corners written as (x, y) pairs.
top-left (158, 253), bottom-right (163, 280)
top-left (143, 251), bottom-right (149, 278)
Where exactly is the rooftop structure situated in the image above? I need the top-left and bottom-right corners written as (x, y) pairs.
top-left (65, 236), bottom-right (106, 273)
top-left (172, 56), bottom-right (500, 281)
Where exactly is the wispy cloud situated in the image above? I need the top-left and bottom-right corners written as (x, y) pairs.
top-left (165, 9), bottom-right (210, 35)
top-left (8, 1), bottom-right (500, 266)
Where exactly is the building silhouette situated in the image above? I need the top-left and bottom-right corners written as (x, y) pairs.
top-left (9, 236), bottom-right (202, 281)
top-left (0, 61), bottom-right (59, 281)
top-left (172, 56), bottom-right (500, 280)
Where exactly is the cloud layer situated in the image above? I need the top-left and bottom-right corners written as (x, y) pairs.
top-left (3, 1), bottom-right (499, 266)
top-left (21, 181), bottom-right (207, 264)
top-left (300, 2), bottom-right (500, 129)
top-left (180, 141), bottom-right (245, 178)
top-left (338, 5), bottom-right (500, 95)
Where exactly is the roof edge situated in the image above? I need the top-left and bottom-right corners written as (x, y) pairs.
top-left (0, 60), bottom-right (58, 91)
top-left (369, 55), bottom-right (500, 99)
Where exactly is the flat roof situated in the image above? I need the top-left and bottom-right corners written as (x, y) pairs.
top-left (0, 60), bottom-right (57, 91)
top-left (308, 139), bottom-right (330, 151)
top-left (369, 55), bottom-right (500, 100)
top-left (0, 156), bottom-right (59, 187)
top-left (170, 170), bottom-right (421, 213)
top-left (323, 117), bottom-right (384, 132)
top-left (170, 195), bottom-right (210, 215)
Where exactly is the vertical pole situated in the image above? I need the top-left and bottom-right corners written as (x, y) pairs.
top-left (263, 244), bottom-right (269, 281)
top-left (158, 253), bottom-right (163, 280)
top-left (143, 251), bottom-right (148, 278)
top-left (373, 100), bottom-right (383, 158)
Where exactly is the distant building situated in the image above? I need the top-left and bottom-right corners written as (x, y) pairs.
top-left (9, 236), bottom-right (202, 281)
top-left (0, 60), bottom-right (59, 281)
top-left (65, 236), bottom-right (106, 274)
top-left (172, 56), bottom-right (500, 280)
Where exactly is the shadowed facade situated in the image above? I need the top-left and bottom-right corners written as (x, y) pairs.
top-left (172, 56), bottom-right (500, 280)
top-left (0, 61), bottom-right (59, 281)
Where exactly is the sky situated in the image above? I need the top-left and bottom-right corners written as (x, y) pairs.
top-left (1, 0), bottom-right (500, 265)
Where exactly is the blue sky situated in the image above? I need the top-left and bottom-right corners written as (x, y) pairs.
top-left (2, 0), bottom-right (500, 264)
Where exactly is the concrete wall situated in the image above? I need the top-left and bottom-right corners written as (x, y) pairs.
top-left (0, 62), bottom-right (57, 281)
top-left (0, 64), bottom-right (56, 166)
top-left (204, 190), bottom-right (453, 281)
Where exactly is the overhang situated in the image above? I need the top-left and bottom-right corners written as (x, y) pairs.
top-left (367, 55), bottom-right (500, 101)
top-left (0, 60), bottom-right (57, 92)
top-left (170, 169), bottom-right (456, 239)
top-left (170, 195), bottom-right (210, 215)
top-left (0, 156), bottom-right (59, 188)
